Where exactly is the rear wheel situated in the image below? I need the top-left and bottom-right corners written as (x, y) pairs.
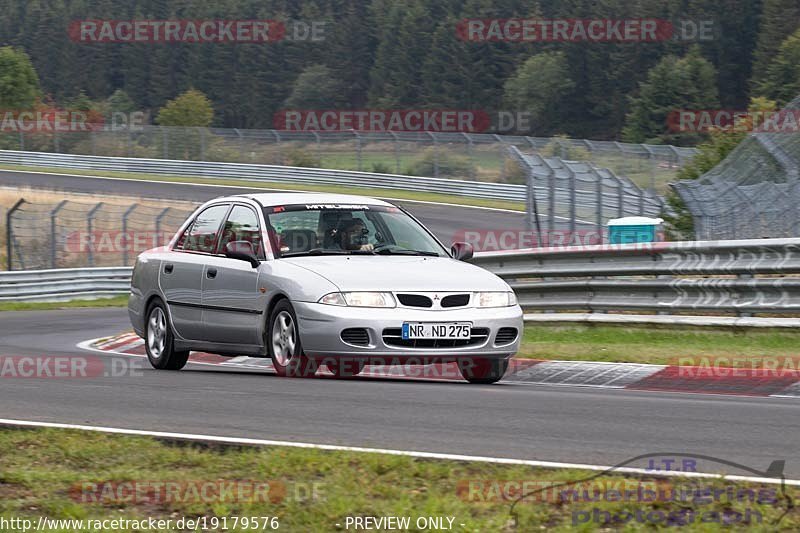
top-left (145, 301), bottom-right (190, 370)
top-left (457, 357), bottom-right (509, 384)
top-left (325, 358), bottom-right (366, 378)
top-left (268, 299), bottom-right (318, 378)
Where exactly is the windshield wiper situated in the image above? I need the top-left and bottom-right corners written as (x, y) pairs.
top-left (280, 248), bottom-right (376, 258)
top-left (374, 248), bottom-right (440, 256)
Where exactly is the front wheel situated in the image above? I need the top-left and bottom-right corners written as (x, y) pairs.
top-left (145, 301), bottom-right (190, 370)
top-left (268, 299), bottom-right (318, 378)
top-left (457, 357), bottom-right (509, 384)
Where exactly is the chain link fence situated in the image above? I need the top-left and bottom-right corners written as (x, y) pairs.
top-left (509, 147), bottom-right (666, 242)
top-left (0, 125), bottom-right (696, 189)
top-left (674, 95), bottom-right (800, 240)
top-left (6, 200), bottom-right (195, 270)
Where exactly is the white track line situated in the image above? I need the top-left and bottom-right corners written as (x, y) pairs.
top-left (0, 417), bottom-right (795, 486)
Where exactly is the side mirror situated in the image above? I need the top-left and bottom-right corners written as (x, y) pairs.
top-left (224, 241), bottom-right (260, 268)
top-left (451, 241), bottom-right (474, 261)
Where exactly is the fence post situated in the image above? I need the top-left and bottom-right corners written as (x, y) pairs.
top-left (18, 130), bottom-right (24, 150)
top-left (86, 202), bottom-right (104, 267)
top-left (199, 127), bottom-right (207, 161)
top-left (6, 198), bottom-right (25, 271)
top-left (614, 175), bottom-right (624, 218)
top-left (155, 207), bottom-right (171, 247)
top-left (594, 170), bottom-right (603, 230)
top-left (122, 203), bottom-right (139, 266)
top-left (355, 132), bottom-right (362, 171)
top-left (567, 166), bottom-right (577, 244)
top-left (428, 132), bottom-right (439, 179)
top-left (49, 200), bottom-right (68, 269)
top-left (162, 127), bottom-right (168, 159)
top-left (389, 131), bottom-right (400, 173)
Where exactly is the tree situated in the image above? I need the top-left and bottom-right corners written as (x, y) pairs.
top-left (622, 47), bottom-right (719, 145)
top-left (756, 28), bottom-right (800, 105)
top-left (751, 0), bottom-right (800, 82)
top-left (0, 47), bottom-right (40, 109)
top-left (502, 51), bottom-right (574, 135)
top-left (156, 88), bottom-right (214, 127)
top-left (283, 65), bottom-right (343, 109)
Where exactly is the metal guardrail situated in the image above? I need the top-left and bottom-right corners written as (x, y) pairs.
top-left (471, 238), bottom-right (800, 316)
top-left (0, 267), bottom-right (132, 301)
top-left (5, 239), bottom-right (800, 318)
top-left (0, 150), bottom-right (526, 203)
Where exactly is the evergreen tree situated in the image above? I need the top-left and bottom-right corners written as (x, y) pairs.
top-left (0, 47), bottom-right (41, 108)
top-left (756, 28), bottom-right (800, 105)
top-left (751, 0), bottom-right (800, 82)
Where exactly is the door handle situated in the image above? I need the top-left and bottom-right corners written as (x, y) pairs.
top-left (164, 263), bottom-right (174, 274)
top-left (206, 267), bottom-right (217, 279)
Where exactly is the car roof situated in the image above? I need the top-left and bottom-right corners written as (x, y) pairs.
top-left (233, 192), bottom-right (394, 208)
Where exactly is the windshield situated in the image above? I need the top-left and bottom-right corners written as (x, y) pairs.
top-left (263, 204), bottom-right (447, 258)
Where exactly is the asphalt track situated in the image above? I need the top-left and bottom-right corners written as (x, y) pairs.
top-left (0, 169), bottom-right (532, 244)
top-left (1, 308), bottom-right (799, 478)
top-left (1, 170), bottom-right (798, 478)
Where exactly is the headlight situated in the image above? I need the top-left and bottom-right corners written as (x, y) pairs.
top-left (318, 292), bottom-right (396, 308)
top-left (474, 291), bottom-right (517, 307)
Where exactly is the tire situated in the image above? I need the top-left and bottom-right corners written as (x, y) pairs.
top-left (268, 299), bottom-right (318, 378)
top-left (457, 357), bottom-right (509, 384)
top-left (325, 358), bottom-right (366, 378)
top-left (145, 300), bottom-right (190, 371)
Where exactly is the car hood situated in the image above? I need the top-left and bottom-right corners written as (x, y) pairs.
top-left (282, 256), bottom-right (510, 292)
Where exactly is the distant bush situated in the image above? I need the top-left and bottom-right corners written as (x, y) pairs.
top-left (371, 162), bottom-right (393, 174)
top-left (286, 148), bottom-right (320, 168)
top-left (405, 147), bottom-right (475, 178)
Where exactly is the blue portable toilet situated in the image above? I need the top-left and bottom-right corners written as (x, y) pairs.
top-left (607, 216), bottom-right (664, 244)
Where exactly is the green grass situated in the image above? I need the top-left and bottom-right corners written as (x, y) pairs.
top-left (0, 163), bottom-right (525, 212)
top-left (517, 324), bottom-right (800, 365)
top-left (0, 296), bottom-right (128, 312)
top-left (0, 427), bottom-right (796, 532)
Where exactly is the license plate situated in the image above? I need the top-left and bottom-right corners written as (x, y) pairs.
top-left (402, 322), bottom-right (471, 340)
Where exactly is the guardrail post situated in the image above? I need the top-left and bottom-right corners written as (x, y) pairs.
top-left (6, 198), bottom-right (25, 271)
top-left (86, 202), bottom-right (104, 267)
top-left (121, 203), bottom-right (139, 266)
top-left (155, 207), bottom-right (171, 248)
top-left (49, 200), bottom-right (68, 269)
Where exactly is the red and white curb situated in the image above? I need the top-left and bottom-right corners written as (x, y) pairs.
top-left (81, 332), bottom-right (800, 398)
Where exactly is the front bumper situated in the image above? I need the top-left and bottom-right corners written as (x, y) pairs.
top-left (294, 301), bottom-right (523, 360)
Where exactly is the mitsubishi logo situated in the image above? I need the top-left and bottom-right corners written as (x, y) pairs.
top-left (433, 294), bottom-right (440, 301)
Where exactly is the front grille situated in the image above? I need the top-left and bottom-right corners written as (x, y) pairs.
top-left (382, 327), bottom-right (489, 348)
top-left (441, 294), bottom-right (470, 308)
top-left (397, 294), bottom-right (433, 308)
top-left (341, 328), bottom-right (370, 346)
top-left (495, 327), bottom-right (519, 345)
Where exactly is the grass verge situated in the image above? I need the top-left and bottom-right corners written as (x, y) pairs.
top-left (0, 164), bottom-right (525, 212)
top-left (0, 427), bottom-right (795, 532)
top-left (0, 296), bottom-right (128, 312)
top-left (517, 324), bottom-right (800, 365)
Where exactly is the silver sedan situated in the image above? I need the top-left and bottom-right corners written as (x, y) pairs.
top-left (128, 193), bottom-right (523, 383)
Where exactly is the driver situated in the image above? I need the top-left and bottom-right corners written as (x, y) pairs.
top-left (332, 218), bottom-right (374, 251)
